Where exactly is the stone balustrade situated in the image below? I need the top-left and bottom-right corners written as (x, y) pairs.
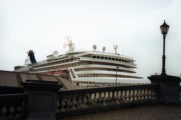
top-left (56, 84), bottom-right (159, 118)
top-left (0, 93), bottom-right (28, 120)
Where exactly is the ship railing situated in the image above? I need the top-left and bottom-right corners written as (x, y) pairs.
top-left (65, 50), bottom-right (133, 59)
top-left (56, 84), bottom-right (159, 118)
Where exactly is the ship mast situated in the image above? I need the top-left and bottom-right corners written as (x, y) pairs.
top-left (63, 36), bottom-right (75, 52)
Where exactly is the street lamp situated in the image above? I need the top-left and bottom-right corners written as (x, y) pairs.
top-left (116, 67), bottom-right (119, 84)
top-left (160, 20), bottom-right (169, 76)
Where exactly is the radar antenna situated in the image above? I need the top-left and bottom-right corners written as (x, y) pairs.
top-left (93, 44), bottom-right (97, 51)
top-left (102, 46), bottom-right (106, 52)
top-left (63, 36), bottom-right (75, 52)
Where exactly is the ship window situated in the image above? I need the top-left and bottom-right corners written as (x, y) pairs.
top-left (101, 57), bottom-right (104, 59)
top-left (93, 75), bottom-right (95, 77)
top-left (97, 56), bottom-right (100, 59)
top-left (116, 59), bottom-right (118, 61)
top-left (93, 56), bottom-right (96, 58)
top-left (105, 57), bottom-right (107, 59)
top-left (112, 58), bottom-right (115, 60)
top-left (84, 76), bottom-right (86, 77)
top-left (87, 76), bottom-right (89, 77)
top-left (122, 60), bottom-right (125, 62)
top-left (109, 58), bottom-right (111, 60)
top-left (119, 59), bottom-right (121, 61)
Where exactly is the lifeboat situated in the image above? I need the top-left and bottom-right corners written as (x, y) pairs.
top-left (54, 71), bottom-right (61, 74)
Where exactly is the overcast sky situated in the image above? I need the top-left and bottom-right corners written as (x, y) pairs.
top-left (0, 0), bottom-right (180, 79)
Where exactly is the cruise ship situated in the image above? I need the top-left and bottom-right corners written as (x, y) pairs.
top-left (14, 37), bottom-right (150, 86)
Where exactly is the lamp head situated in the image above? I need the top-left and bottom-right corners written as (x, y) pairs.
top-left (160, 20), bottom-right (169, 34)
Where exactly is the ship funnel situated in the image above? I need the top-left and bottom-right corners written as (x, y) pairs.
top-left (102, 46), bottom-right (106, 52)
top-left (25, 50), bottom-right (37, 65)
top-left (93, 44), bottom-right (97, 51)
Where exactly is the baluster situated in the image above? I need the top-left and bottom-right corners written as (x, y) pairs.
top-left (0, 102), bottom-right (7, 119)
top-left (107, 91), bottom-right (111, 105)
top-left (146, 89), bottom-right (149, 101)
top-left (60, 96), bottom-right (65, 112)
top-left (88, 93), bottom-right (93, 108)
top-left (120, 90), bottom-right (124, 104)
top-left (148, 89), bottom-right (152, 103)
top-left (143, 89), bottom-right (147, 104)
top-left (102, 92), bottom-right (107, 106)
top-left (126, 90), bottom-right (129, 103)
top-left (128, 89), bottom-right (132, 103)
top-left (148, 88), bottom-right (151, 100)
top-left (153, 89), bottom-right (157, 100)
top-left (116, 91), bottom-right (120, 104)
top-left (8, 102), bottom-right (15, 120)
top-left (132, 89), bottom-right (136, 103)
top-left (142, 89), bottom-right (145, 101)
top-left (93, 93), bottom-right (97, 107)
top-left (83, 94), bottom-right (88, 108)
top-left (150, 89), bottom-right (153, 100)
top-left (66, 96), bottom-right (71, 111)
top-left (71, 94), bottom-right (77, 110)
top-left (142, 89), bottom-right (145, 103)
top-left (56, 98), bottom-right (60, 113)
top-left (15, 101), bottom-right (22, 120)
top-left (124, 90), bottom-right (127, 103)
top-left (140, 89), bottom-right (143, 102)
top-left (111, 91), bottom-right (116, 105)
top-left (136, 89), bottom-right (140, 101)
top-left (98, 92), bottom-right (102, 106)
top-left (151, 89), bottom-right (155, 100)
top-left (78, 95), bottom-right (83, 109)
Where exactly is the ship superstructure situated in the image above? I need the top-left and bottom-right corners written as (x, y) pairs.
top-left (14, 37), bottom-right (150, 86)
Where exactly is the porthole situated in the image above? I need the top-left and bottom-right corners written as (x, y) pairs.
top-left (105, 57), bottom-right (108, 59)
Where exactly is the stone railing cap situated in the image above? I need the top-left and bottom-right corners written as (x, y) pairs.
top-left (22, 80), bottom-right (63, 89)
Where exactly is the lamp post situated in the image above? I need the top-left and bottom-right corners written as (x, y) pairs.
top-left (160, 20), bottom-right (169, 76)
top-left (116, 67), bottom-right (119, 84)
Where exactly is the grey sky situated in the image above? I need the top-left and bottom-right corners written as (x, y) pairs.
top-left (0, 0), bottom-right (180, 79)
